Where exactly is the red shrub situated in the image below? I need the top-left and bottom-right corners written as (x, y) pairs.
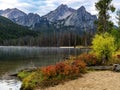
top-left (41, 59), bottom-right (86, 81)
top-left (72, 60), bottom-right (86, 73)
top-left (71, 65), bottom-right (79, 74)
top-left (41, 65), bottom-right (56, 79)
top-left (55, 62), bottom-right (66, 75)
top-left (117, 55), bottom-right (120, 58)
top-left (63, 64), bottom-right (72, 75)
top-left (78, 53), bottom-right (97, 66)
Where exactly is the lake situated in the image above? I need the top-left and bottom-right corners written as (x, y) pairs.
top-left (0, 46), bottom-right (88, 90)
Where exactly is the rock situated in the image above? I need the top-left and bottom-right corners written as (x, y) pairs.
top-left (113, 64), bottom-right (120, 72)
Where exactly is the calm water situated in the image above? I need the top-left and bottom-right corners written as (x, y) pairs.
top-left (0, 46), bottom-right (88, 90)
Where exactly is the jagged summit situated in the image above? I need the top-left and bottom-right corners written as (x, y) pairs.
top-left (0, 8), bottom-right (26, 19)
top-left (77, 6), bottom-right (86, 12)
top-left (57, 4), bottom-right (68, 9)
top-left (43, 4), bottom-right (75, 22)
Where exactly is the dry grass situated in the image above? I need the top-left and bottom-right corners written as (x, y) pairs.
top-left (36, 71), bottom-right (120, 90)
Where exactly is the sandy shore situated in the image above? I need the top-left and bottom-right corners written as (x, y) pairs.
top-left (37, 71), bottom-right (120, 90)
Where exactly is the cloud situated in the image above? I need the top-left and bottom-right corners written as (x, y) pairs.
top-left (0, 0), bottom-right (119, 25)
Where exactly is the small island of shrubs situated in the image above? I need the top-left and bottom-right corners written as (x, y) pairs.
top-left (18, 55), bottom-right (87, 90)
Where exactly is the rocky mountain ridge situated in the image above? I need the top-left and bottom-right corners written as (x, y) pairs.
top-left (0, 4), bottom-right (97, 33)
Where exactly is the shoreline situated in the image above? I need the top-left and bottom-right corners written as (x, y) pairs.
top-left (36, 71), bottom-right (120, 90)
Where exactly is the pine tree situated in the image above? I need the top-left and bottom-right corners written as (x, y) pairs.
top-left (95, 0), bottom-right (115, 33)
top-left (116, 9), bottom-right (120, 30)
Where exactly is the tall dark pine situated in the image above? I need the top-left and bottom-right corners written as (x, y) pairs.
top-left (116, 9), bottom-right (120, 30)
top-left (95, 0), bottom-right (115, 33)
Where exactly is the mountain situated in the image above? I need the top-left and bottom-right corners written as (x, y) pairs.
top-left (50, 6), bottom-right (97, 34)
top-left (0, 16), bottom-right (38, 41)
top-left (43, 4), bottom-right (75, 22)
top-left (0, 8), bottom-right (26, 20)
top-left (0, 4), bottom-right (97, 33)
top-left (63, 6), bottom-right (97, 32)
top-left (0, 8), bottom-right (50, 29)
top-left (13, 13), bottom-right (43, 28)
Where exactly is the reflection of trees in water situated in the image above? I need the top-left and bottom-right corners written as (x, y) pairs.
top-left (0, 46), bottom-right (86, 76)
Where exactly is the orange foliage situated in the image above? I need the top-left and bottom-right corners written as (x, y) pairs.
top-left (117, 55), bottom-right (120, 58)
top-left (41, 65), bottom-right (56, 79)
top-left (78, 53), bottom-right (97, 66)
top-left (41, 60), bottom-right (86, 80)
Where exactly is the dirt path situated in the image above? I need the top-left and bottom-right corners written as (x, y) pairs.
top-left (37, 71), bottom-right (120, 90)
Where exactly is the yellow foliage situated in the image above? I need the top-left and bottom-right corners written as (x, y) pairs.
top-left (92, 32), bottom-right (116, 61)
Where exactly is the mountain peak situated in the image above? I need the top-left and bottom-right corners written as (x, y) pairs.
top-left (56, 4), bottom-right (68, 11)
top-left (0, 8), bottom-right (26, 21)
top-left (58, 4), bottom-right (68, 8)
top-left (44, 4), bottom-right (75, 21)
top-left (77, 6), bottom-right (86, 11)
top-left (12, 8), bottom-right (19, 11)
top-left (4, 8), bottom-right (19, 12)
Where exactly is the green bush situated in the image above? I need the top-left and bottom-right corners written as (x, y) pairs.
top-left (18, 71), bottom-right (31, 80)
top-left (21, 72), bottom-right (36, 90)
top-left (92, 33), bottom-right (116, 64)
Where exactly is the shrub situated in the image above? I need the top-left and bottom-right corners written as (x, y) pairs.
top-left (108, 53), bottom-right (120, 65)
top-left (78, 53), bottom-right (98, 66)
top-left (55, 62), bottom-right (66, 76)
top-left (21, 59), bottom-right (86, 90)
top-left (92, 33), bottom-right (116, 64)
top-left (41, 65), bottom-right (57, 80)
top-left (21, 72), bottom-right (37, 90)
top-left (72, 60), bottom-right (86, 73)
top-left (18, 71), bottom-right (32, 80)
top-left (41, 60), bottom-right (86, 82)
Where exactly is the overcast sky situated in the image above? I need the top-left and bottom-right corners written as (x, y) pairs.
top-left (0, 0), bottom-right (119, 25)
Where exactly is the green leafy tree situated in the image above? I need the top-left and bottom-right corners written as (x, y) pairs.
top-left (116, 9), bottom-right (120, 30)
top-left (92, 33), bottom-right (116, 64)
top-left (95, 0), bottom-right (115, 33)
top-left (111, 28), bottom-right (120, 50)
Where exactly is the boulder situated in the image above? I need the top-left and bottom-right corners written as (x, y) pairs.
top-left (113, 64), bottom-right (120, 72)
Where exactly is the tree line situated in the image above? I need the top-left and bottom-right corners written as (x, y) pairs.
top-left (0, 31), bottom-right (93, 46)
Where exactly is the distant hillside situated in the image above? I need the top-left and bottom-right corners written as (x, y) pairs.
top-left (0, 16), bottom-right (38, 41)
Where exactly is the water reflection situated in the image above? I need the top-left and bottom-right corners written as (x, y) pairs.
top-left (0, 46), bottom-right (88, 90)
top-left (0, 79), bottom-right (21, 90)
top-left (0, 46), bottom-right (85, 76)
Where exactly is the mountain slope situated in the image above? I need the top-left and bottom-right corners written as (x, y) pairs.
top-left (51, 6), bottom-right (97, 34)
top-left (0, 8), bottom-right (50, 29)
top-left (0, 8), bottom-right (26, 20)
top-left (43, 4), bottom-right (75, 22)
top-left (63, 6), bottom-right (97, 31)
top-left (43, 5), bottom-right (97, 33)
top-left (0, 16), bottom-right (38, 40)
